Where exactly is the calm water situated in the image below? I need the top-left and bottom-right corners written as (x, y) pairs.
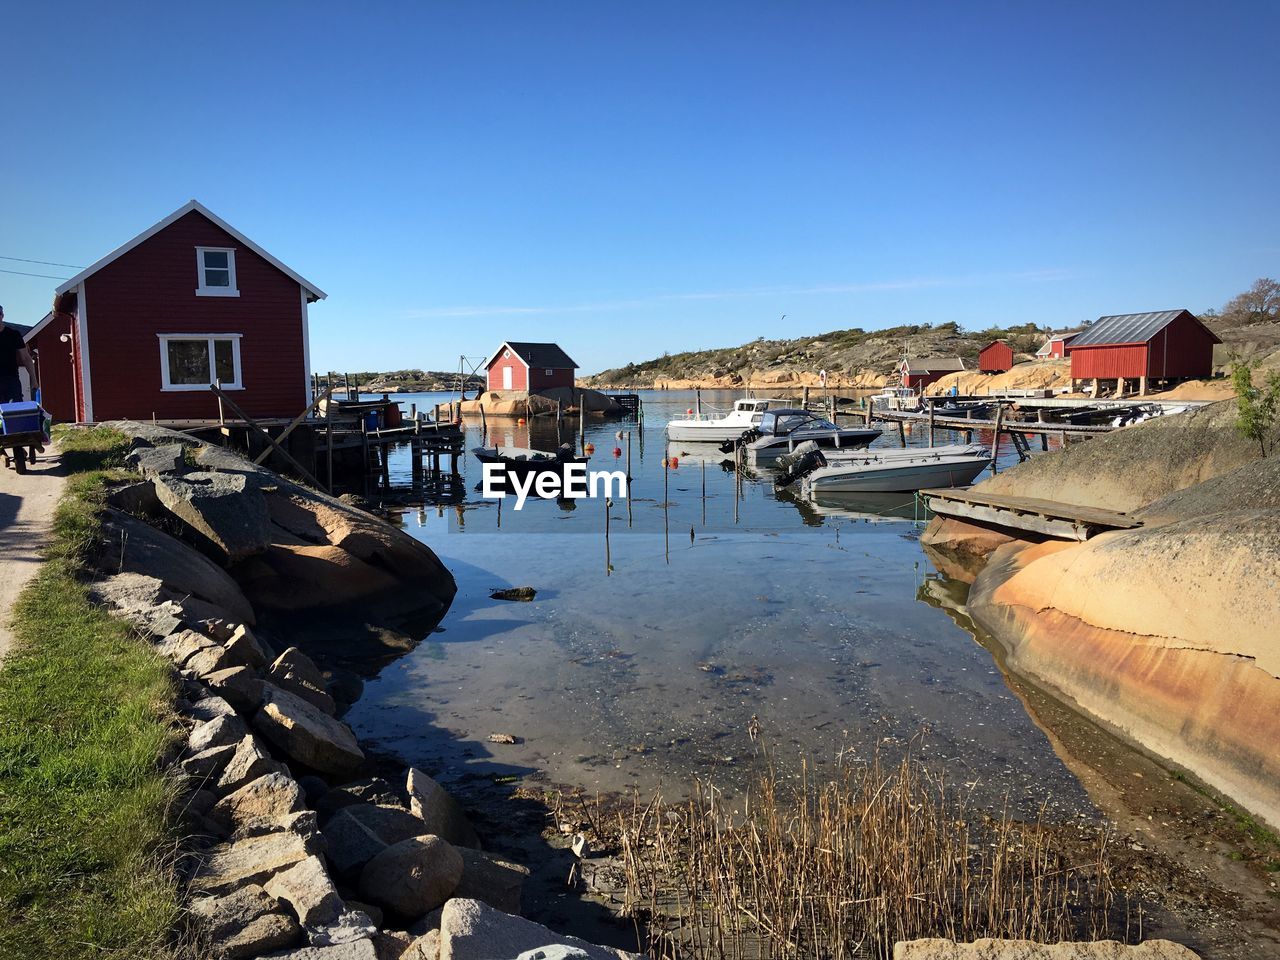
top-left (344, 390), bottom-right (1092, 820)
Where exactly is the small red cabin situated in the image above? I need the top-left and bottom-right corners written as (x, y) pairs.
top-left (899, 357), bottom-right (966, 391)
top-left (485, 341), bottom-right (578, 394)
top-left (1035, 331), bottom-right (1079, 360)
top-left (1068, 310), bottom-right (1220, 390)
top-left (977, 340), bottom-right (1013, 373)
top-left (23, 200), bottom-right (325, 423)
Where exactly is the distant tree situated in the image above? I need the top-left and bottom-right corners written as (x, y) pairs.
top-left (1231, 360), bottom-right (1280, 457)
top-left (1223, 278), bottom-right (1280, 323)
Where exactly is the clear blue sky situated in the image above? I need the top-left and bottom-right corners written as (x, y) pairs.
top-left (3, 1), bottom-right (1277, 374)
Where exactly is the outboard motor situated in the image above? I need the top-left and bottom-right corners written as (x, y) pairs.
top-left (775, 441), bottom-right (827, 488)
top-left (718, 428), bottom-right (761, 454)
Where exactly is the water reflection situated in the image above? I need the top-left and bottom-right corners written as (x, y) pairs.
top-left (344, 390), bottom-right (1092, 822)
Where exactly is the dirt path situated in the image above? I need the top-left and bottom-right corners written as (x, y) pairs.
top-left (0, 445), bottom-right (66, 663)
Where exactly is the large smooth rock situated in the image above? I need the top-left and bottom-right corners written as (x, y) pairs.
top-left (193, 829), bottom-right (316, 893)
top-left (892, 940), bottom-right (1201, 959)
top-left (357, 836), bottom-right (463, 917)
top-left (186, 695), bottom-right (238, 722)
top-left (254, 685), bottom-right (365, 775)
top-left (269, 647), bottom-right (337, 716)
top-left (322, 804), bottom-right (430, 876)
top-left (153, 470), bottom-right (272, 563)
top-left (180, 743), bottom-right (237, 782)
top-left (438, 898), bottom-right (642, 960)
top-left (98, 508), bottom-right (256, 622)
top-left (157, 629), bottom-right (220, 668)
top-left (210, 773), bottom-right (306, 830)
top-left (126, 442), bottom-right (186, 479)
top-left (406, 769), bottom-right (479, 849)
top-left (264, 855), bottom-right (344, 929)
top-left (453, 848), bottom-right (529, 915)
top-left (188, 884), bottom-right (302, 959)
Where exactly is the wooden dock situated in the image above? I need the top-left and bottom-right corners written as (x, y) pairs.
top-left (869, 407), bottom-right (1115, 437)
top-left (920, 487), bottom-right (1141, 541)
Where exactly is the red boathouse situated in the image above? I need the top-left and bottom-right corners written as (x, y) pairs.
top-left (23, 200), bottom-right (325, 423)
top-left (485, 341), bottom-right (578, 394)
top-left (899, 357), bottom-right (966, 391)
top-left (1067, 310), bottom-right (1220, 395)
top-left (977, 340), bottom-right (1013, 374)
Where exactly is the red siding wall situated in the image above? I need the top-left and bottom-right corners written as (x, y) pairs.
top-left (487, 354), bottom-right (528, 391)
top-left (1070, 344), bottom-right (1148, 380)
top-left (903, 372), bottom-right (946, 390)
top-left (978, 342), bottom-right (1013, 373)
top-left (1146, 315), bottom-right (1217, 379)
top-left (82, 211), bottom-right (307, 421)
top-left (27, 315), bottom-right (78, 422)
top-left (527, 367), bottom-right (575, 391)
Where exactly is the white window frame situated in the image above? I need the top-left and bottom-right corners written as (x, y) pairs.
top-left (195, 246), bottom-right (240, 297)
top-left (158, 333), bottom-right (244, 391)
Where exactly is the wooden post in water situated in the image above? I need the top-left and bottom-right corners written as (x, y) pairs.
top-left (897, 419), bottom-right (907, 448)
top-left (663, 445), bottom-right (670, 563)
top-left (928, 400), bottom-right (935, 448)
top-left (626, 431), bottom-right (633, 528)
top-left (695, 387), bottom-right (701, 417)
top-left (990, 403), bottom-right (1004, 472)
top-left (603, 495), bottom-right (611, 575)
top-left (802, 386), bottom-right (810, 410)
top-left (478, 404), bottom-right (487, 442)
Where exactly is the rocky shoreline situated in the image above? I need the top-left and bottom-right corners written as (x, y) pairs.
top-left (921, 402), bottom-right (1280, 832)
top-left (85, 421), bottom-right (640, 960)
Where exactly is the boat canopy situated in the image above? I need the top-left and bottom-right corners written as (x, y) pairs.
top-left (759, 410), bottom-right (837, 434)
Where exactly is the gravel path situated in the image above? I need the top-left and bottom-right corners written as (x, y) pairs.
top-left (0, 444), bottom-right (66, 663)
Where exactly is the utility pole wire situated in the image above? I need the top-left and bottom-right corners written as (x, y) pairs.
top-left (0, 267), bottom-right (71, 280)
top-left (0, 255), bottom-right (84, 269)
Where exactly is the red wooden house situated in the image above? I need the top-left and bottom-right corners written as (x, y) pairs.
top-left (977, 340), bottom-right (1013, 373)
top-left (485, 341), bottom-right (578, 394)
top-left (1035, 331), bottom-right (1079, 359)
top-left (1067, 310), bottom-right (1220, 394)
top-left (898, 357), bottom-right (966, 391)
top-left (23, 200), bottom-right (325, 422)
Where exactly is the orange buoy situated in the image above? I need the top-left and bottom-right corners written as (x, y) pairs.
top-left (612, 447), bottom-right (622, 457)
top-left (584, 443), bottom-right (595, 454)
top-left (687, 408), bottom-right (694, 415)
top-left (517, 417), bottom-right (526, 425)
top-left (669, 456), bottom-right (679, 469)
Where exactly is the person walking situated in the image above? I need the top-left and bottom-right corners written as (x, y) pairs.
top-left (0, 305), bottom-right (39, 403)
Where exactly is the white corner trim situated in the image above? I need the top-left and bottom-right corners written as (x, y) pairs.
top-left (77, 284), bottom-right (94, 423)
top-left (301, 285), bottom-right (313, 405)
top-left (57, 199), bottom-right (327, 300)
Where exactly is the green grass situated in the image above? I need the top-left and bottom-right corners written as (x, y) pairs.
top-left (0, 426), bottom-right (187, 959)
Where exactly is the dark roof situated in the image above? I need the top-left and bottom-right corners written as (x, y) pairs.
top-left (7, 322), bottom-right (32, 337)
top-left (493, 341), bottom-right (578, 369)
top-left (901, 357), bottom-right (966, 373)
top-left (1069, 310), bottom-right (1219, 348)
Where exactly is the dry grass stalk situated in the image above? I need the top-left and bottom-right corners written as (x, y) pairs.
top-left (615, 754), bottom-right (1126, 959)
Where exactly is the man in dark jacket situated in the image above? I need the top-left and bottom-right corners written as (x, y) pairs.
top-left (0, 305), bottom-right (39, 403)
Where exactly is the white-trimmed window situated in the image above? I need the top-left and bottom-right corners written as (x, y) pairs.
top-left (196, 247), bottom-right (239, 296)
top-left (159, 334), bottom-right (243, 390)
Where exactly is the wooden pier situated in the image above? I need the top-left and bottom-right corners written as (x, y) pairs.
top-left (920, 488), bottom-right (1141, 541)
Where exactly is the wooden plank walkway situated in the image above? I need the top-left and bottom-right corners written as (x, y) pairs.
top-left (920, 487), bottom-right (1141, 541)
top-left (871, 408), bottom-right (1114, 436)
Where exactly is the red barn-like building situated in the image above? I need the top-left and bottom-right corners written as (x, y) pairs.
top-left (24, 200), bottom-right (325, 423)
top-left (899, 357), bottom-right (966, 391)
top-left (1035, 331), bottom-right (1080, 359)
top-left (485, 341), bottom-right (578, 394)
top-left (977, 340), bottom-right (1013, 373)
top-left (1068, 310), bottom-right (1220, 395)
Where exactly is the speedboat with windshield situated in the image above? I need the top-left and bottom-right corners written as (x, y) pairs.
top-left (665, 397), bottom-right (789, 443)
top-left (730, 409), bottom-right (881, 461)
top-left (776, 441), bottom-right (992, 493)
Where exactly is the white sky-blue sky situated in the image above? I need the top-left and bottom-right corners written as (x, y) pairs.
top-left (2, 1), bottom-right (1277, 374)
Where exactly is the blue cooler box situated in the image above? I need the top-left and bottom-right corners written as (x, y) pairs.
top-left (0, 402), bottom-right (44, 435)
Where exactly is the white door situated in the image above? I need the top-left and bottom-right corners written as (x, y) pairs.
top-left (502, 365), bottom-right (513, 390)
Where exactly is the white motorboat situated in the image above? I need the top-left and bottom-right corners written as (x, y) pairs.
top-left (786, 443), bottom-right (992, 494)
top-left (735, 409), bottom-right (881, 460)
top-left (665, 397), bottom-right (789, 443)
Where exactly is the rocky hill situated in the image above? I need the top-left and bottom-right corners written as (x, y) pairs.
top-left (582, 322), bottom-right (1048, 389)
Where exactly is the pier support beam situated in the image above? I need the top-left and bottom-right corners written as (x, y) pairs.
top-left (1139, 376), bottom-right (1147, 397)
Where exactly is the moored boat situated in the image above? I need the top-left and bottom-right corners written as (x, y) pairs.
top-left (471, 445), bottom-right (589, 491)
top-left (665, 397), bottom-right (788, 443)
top-left (731, 409), bottom-right (881, 460)
top-left (779, 442), bottom-right (992, 494)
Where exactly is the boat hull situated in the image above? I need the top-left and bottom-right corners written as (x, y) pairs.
top-left (667, 423), bottom-right (755, 443)
top-left (803, 457), bottom-right (990, 494)
top-left (747, 429), bottom-right (881, 460)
